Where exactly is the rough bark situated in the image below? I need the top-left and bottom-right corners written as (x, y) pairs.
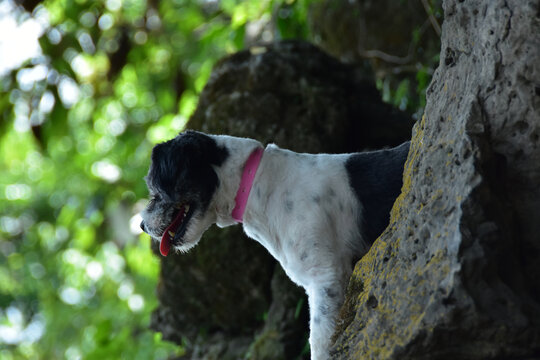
top-left (331, 1), bottom-right (540, 358)
top-left (150, 40), bottom-right (413, 359)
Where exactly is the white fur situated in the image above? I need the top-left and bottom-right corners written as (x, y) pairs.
top-left (200, 135), bottom-right (368, 360)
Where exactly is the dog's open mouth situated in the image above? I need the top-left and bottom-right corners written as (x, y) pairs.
top-left (160, 204), bottom-right (194, 256)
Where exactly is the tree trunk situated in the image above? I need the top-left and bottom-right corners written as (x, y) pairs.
top-left (331, 1), bottom-right (540, 358)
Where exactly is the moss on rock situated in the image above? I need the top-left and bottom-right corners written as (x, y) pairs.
top-left (331, 1), bottom-right (540, 358)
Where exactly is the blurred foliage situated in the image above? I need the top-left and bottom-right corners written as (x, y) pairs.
top-left (0, 0), bottom-right (313, 358)
top-left (0, 0), bottom-right (438, 358)
top-left (372, 2), bottom-right (442, 118)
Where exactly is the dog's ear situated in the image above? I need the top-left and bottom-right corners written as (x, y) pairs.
top-left (148, 131), bottom-right (229, 206)
top-left (149, 139), bottom-right (179, 198)
top-left (180, 130), bottom-right (228, 167)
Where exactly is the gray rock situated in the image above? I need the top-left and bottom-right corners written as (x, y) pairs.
top-left (189, 40), bottom-right (413, 152)
top-left (331, 1), bottom-right (540, 358)
top-left (151, 225), bottom-right (274, 345)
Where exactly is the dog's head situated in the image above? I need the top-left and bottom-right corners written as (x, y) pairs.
top-left (140, 130), bottom-right (229, 255)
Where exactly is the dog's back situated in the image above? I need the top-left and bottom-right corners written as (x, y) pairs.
top-left (345, 141), bottom-right (410, 245)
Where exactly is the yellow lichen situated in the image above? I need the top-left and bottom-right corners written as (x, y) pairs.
top-left (389, 113), bottom-right (425, 222)
top-left (341, 112), bottom-right (450, 359)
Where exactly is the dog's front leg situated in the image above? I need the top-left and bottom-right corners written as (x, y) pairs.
top-left (306, 282), bottom-right (345, 360)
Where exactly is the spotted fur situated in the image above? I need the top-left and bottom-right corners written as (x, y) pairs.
top-left (140, 131), bottom-right (409, 359)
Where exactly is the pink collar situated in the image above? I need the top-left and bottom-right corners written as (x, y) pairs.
top-left (231, 147), bottom-right (264, 223)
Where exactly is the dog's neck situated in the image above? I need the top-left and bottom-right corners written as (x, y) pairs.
top-left (209, 134), bottom-right (264, 227)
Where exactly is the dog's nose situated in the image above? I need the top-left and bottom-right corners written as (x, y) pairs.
top-left (140, 221), bottom-right (146, 232)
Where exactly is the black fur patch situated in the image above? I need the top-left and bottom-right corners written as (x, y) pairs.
top-left (147, 130), bottom-right (229, 212)
top-left (345, 141), bottom-right (410, 244)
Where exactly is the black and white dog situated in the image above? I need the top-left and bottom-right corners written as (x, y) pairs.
top-left (140, 130), bottom-right (409, 360)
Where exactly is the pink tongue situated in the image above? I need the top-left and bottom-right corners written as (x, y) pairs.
top-left (160, 232), bottom-right (171, 257)
top-left (160, 206), bottom-right (186, 257)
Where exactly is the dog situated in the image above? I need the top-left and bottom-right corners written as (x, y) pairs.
top-left (140, 130), bottom-right (410, 360)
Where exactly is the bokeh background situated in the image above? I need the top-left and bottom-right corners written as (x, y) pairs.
top-left (0, 0), bottom-right (441, 358)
